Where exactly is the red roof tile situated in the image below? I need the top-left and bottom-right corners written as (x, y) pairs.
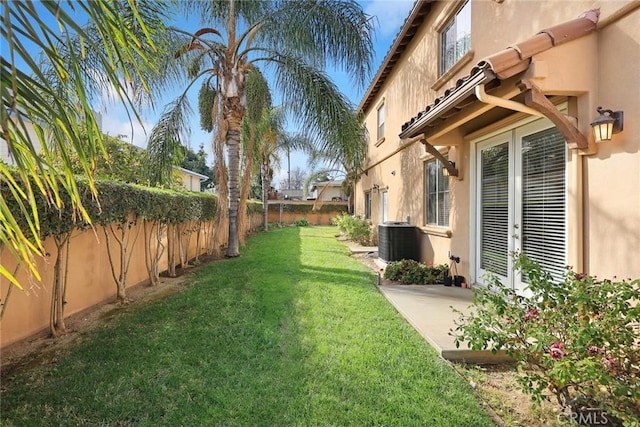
top-left (399, 9), bottom-right (599, 138)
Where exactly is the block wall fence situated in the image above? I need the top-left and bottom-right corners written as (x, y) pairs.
top-left (0, 213), bottom-right (263, 348)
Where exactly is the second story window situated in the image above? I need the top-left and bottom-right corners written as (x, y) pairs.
top-left (377, 103), bottom-right (385, 141)
top-left (440, 0), bottom-right (471, 75)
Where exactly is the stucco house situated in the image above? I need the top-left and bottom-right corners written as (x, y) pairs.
top-left (354, 0), bottom-right (639, 292)
top-left (177, 167), bottom-right (209, 192)
top-left (310, 180), bottom-right (347, 201)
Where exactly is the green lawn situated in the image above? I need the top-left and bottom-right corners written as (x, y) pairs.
top-left (1, 226), bottom-right (493, 426)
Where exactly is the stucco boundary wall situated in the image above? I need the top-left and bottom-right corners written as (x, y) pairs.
top-left (0, 213), bottom-right (263, 348)
top-left (266, 201), bottom-right (349, 225)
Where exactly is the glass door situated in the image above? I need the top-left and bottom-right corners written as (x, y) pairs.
top-left (477, 132), bottom-right (513, 287)
top-left (476, 120), bottom-right (566, 294)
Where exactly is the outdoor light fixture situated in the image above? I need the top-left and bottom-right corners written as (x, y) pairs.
top-left (442, 161), bottom-right (456, 177)
top-left (372, 184), bottom-right (379, 193)
top-left (590, 106), bottom-right (623, 143)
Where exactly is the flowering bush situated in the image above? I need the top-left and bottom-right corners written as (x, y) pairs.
top-left (452, 254), bottom-right (640, 425)
top-left (332, 213), bottom-right (372, 245)
top-left (383, 259), bottom-right (447, 285)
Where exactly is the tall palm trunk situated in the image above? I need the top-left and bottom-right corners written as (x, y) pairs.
top-left (224, 96), bottom-right (244, 257)
top-left (261, 160), bottom-right (270, 231)
top-left (238, 123), bottom-right (256, 245)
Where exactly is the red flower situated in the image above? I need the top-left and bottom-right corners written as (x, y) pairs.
top-left (523, 307), bottom-right (539, 322)
top-left (602, 356), bottom-right (619, 373)
top-left (549, 342), bottom-right (566, 359)
top-left (574, 272), bottom-right (588, 280)
top-left (588, 346), bottom-right (603, 355)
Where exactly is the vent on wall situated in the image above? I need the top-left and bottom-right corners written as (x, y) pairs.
top-left (378, 222), bottom-right (418, 262)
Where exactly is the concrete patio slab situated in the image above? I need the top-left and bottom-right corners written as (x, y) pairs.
top-left (344, 243), bottom-right (510, 364)
top-left (378, 284), bottom-right (510, 364)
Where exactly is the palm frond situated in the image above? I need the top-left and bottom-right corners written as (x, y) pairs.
top-left (258, 51), bottom-right (367, 158)
top-left (1, 0), bottom-right (166, 287)
top-left (183, 0), bottom-right (271, 28)
top-left (145, 94), bottom-right (192, 186)
top-left (260, 0), bottom-right (374, 89)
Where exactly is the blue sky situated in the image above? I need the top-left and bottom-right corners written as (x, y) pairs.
top-left (99, 0), bottom-right (416, 187)
top-left (10, 0), bottom-right (415, 188)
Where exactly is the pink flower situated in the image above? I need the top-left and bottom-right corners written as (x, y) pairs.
top-left (549, 342), bottom-right (566, 359)
top-left (574, 272), bottom-right (588, 280)
top-left (602, 356), bottom-right (619, 372)
top-left (523, 307), bottom-right (539, 322)
top-left (588, 346), bottom-right (603, 355)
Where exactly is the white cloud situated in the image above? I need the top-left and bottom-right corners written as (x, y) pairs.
top-left (363, 0), bottom-right (415, 39)
top-left (99, 107), bottom-right (153, 148)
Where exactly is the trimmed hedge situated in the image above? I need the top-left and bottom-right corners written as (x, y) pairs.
top-left (2, 175), bottom-right (263, 240)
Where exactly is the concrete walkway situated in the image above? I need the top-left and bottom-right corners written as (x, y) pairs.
top-left (378, 284), bottom-right (509, 363)
top-left (346, 243), bottom-right (510, 364)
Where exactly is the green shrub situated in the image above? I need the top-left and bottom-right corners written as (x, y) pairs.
top-left (383, 260), bottom-right (447, 285)
top-left (1, 175), bottom-right (220, 240)
top-left (331, 213), bottom-right (371, 245)
top-left (294, 218), bottom-right (310, 227)
top-left (452, 254), bottom-right (640, 425)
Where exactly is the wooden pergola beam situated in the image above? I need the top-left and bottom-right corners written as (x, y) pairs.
top-left (420, 138), bottom-right (458, 177)
top-left (519, 79), bottom-right (589, 149)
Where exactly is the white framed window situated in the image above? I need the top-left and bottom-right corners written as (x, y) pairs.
top-left (364, 191), bottom-right (372, 220)
top-left (377, 103), bottom-right (385, 141)
top-left (424, 157), bottom-right (450, 227)
top-left (440, 0), bottom-right (471, 75)
top-left (380, 190), bottom-right (388, 223)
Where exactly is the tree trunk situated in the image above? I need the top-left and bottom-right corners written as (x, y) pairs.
top-left (167, 222), bottom-right (176, 277)
top-left (50, 233), bottom-right (71, 337)
top-left (143, 219), bottom-right (163, 287)
top-left (238, 124), bottom-right (256, 245)
top-left (104, 217), bottom-right (141, 303)
top-left (262, 161), bottom-right (269, 231)
top-left (224, 94), bottom-right (244, 257)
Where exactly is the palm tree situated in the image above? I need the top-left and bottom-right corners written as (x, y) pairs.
top-left (1, 1), bottom-right (169, 288)
top-left (148, 0), bottom-right (373, 257)
top-left (303, 112), bottom-right (369, 213)
top-left (244, 106), bottom-right (307, 232)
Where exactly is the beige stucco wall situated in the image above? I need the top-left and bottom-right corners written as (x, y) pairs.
top-left (180, 173), bottom-right (202, 192)
top-left (267, 202), bottom-right (348, 225)
top-left (584, 7), bottom-right (640, 279)
top-left (0, 214), bottom-right (263, 348)
top-left (356, 0), bottom-right (639, 282)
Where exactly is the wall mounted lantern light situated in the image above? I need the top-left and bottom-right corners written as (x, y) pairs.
top-left (590, 106), bottom-right (623, 143)
top-left (372, 184), bottom-right (379, 193)
top-left (442, 161), bottom-right (456, 177)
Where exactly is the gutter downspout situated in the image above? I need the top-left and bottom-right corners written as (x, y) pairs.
top-left (475, 83), bottom-right (544, 117)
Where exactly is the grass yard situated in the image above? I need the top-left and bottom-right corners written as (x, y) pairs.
top-left (1, 226), bottom-right (494, 426)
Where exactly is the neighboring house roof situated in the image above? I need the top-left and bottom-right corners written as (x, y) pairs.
top-left (178, 167), bottom-right (209, 181)
top-left (310, 180), bottom-right (344, 191)
top-left (399, 9), bottom-right (600, 139)
top-left (358, 0), bottom-right (433, 114)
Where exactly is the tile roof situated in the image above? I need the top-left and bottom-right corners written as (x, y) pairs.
top-left (399, 9), bottom-right (600, 139)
